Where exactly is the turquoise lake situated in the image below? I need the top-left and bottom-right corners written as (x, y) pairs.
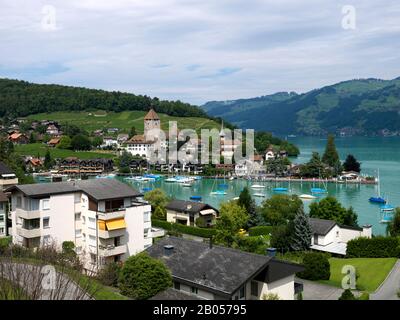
top-left (120, 136), bottom-right (400, 236)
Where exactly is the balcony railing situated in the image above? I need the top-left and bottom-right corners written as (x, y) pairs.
top-left (98, 228), bottom-right (125, 239)
top-left (16, 208), bottom-right (41, 220)
top-left (16, 226), bottom-right (41, 238)
top-left (97, 210), bottom-right (126, 221)
top-left (99, 244), bottom-right (127, 257)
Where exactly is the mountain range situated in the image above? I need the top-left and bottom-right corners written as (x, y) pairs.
top-left (202, 77), bottom-right (400, 136)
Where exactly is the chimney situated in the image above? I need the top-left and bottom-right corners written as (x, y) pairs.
top-left (164, 245), bottom-right (174, 256)
top-left (362, 224), bottom-right (372, 238)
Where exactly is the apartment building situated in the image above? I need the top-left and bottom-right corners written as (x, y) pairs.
top-left (0, 191), bottom-right (8, 237)
top-left (7, 179), bottom-right (152, 272)
top-left (0, 162), bottom-right (18, 191)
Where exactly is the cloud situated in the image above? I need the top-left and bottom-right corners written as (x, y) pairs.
top-left (0, 0), bottom-right (399, 105)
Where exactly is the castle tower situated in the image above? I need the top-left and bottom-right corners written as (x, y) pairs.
top-left (144, 108), bottom-right (161, 141)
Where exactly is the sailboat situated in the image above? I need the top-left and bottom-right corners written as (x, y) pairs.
top-left (369, 169), bottom-right (386, 204)
top-left (380, 203), bottom-right (395, 223)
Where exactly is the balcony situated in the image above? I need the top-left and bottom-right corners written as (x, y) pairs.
top-left (97, 210), bottom-right (126, 221)
top-left (98, 228), bottom-right (125, 239)
top-left (99, 244), bottom-right (127, 257)
top-left (16, 226), bottom-right (41, 238)
top-left (16, 208), bottom-right (41, 220)
top-left (151, 227), bottom-right (165, 238)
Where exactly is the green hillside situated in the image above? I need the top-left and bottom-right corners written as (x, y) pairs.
top-left (0, 78), bottom-right (209, 119)
top-left (27, 110), bottom-right (221, 134)
top-left (202, 77), bottom-right (400, 136)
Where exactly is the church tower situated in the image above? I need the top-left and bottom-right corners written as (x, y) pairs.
top-left (144, 108), bottom-right (161, 141)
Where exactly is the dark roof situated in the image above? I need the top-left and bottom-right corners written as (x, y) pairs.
top-left (0, 191), bottom-right (8, 202)
top-left (254, 259), bottom-right (304, 284)
top-left (309, 218), bottom-right (337, 236)
top-left (338, 224), bottom-right (363, 232)
top-left (165, 200), bottom-right (218, 214)
top-left (0, 162), bottom-right (14, 175)
top-left (7, 179), bottom-right (141, 201)
top-left (150, 288), bottom-right (204, 300)
top-left (146, 237), bottom-right (271, 297)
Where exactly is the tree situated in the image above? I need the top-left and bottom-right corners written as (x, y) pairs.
top-left (297, 252), bottom-right (331, 280)
top-left (57, 136), bottom-right (72, 149)
top-left (343, 154), bottom-right (361, 173)
top-left (44, 149), bottom-right (53, 169)
top-left (71, 134), bottom-right (92, 151)
top-left (322, 135), bottom-right (341, 175)
top-left (129, 126), bottom-right (137, 138)
top-left (237, 187), bottom-right (261, 228)
top-left (29, 132), bottom-right (36, 143)
top-left (338, 289), bottom-right (356, 300)
top-left (309, 196), bottom-right (358, 227)
top-left (118, 151), bottom-right (133, 172)
top-left (118, 252), bottom-right (172, 300)
top-left (291, 207), bottom-right (312, 251)
top-left (260, 194), bottom-right (303, 226)
top-left (144, 189), bottom-right (169, 220)
top-left (270, 224), bottom-right (294, 252)
top-left (215, 201), bottom-right (249, 246)
top-left (91, 136), bottom-right (103, 148)
top-left (299, 152), bottom-right (326, 178)
top-left (387, 208), bottom-right (400, 237)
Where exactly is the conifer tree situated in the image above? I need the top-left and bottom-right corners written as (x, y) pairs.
top-left (291, 207), bottom-right (312, 251)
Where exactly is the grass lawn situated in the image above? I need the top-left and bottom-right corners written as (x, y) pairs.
top-left (28, 110), bottom-right (221, 134)
top-left (320, 258), bottom-right (397, 292)
top-left (15, 143), bottom-right (116, 159)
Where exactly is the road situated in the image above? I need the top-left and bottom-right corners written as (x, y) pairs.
top-left (370, 260), bottom-right (400, 300)
top-left (297, 278), bottom-right (344, 300)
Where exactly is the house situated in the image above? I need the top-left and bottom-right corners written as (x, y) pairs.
top-left (117, 134), bottom-right (129, 145)
top-left (58, 158), bottom-right (114, 175)
top-left (0, 162), bottom-right (18, 190)
top-left (7, 179), bottom-right (153, 272)
top-left (166, 200), bottom-right (219, 227)
top-left (309, 218), bottom-right (372, 255)
top-left (265, 145), bottom-right (275, 161)
top-left (25, 157), bottom-right (43, 172)
top-left (48, 137), bottom-right (61, 147)
top-left (0, 191), bottom-right (8, 237)
top-left (107, 128), bottom-right (119, 134)
top-left (147, 237), bottom-right (304, 300)
top-left (124, 135), bottom-right (155, 158)
top-left (338, 171), bottom-right (360, 181)
top-left (46, 124), bottom-right (60, 136)
top-left (102, 137), bottom-right (119, 148)
top-left (8, 132), bottom-right (29, 145)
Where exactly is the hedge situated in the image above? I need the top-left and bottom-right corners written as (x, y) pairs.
top-left (297, 252), bottom-right (331, 281)
top-left (346, 236), bottom-right (400, 258)
top-left (248, 226), bottom-right (274, 237)
top-left (152, 219), bottom-right (217, 238)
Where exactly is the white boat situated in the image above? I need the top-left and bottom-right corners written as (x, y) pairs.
top-left (299, 194), bottom-right (317, 200)
top-left (182, 182), bottom-right (193, 187)
top-left (253, 193), bottom-right (266, 198)
top-left (165, 178), bottom-right (177, 183)
top-left (210, 190), bottom-right (227, 196)
top-left (251, 185), bottom-right (265, 189)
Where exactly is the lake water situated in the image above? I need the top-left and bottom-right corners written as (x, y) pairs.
top-left (119, 136), bottom-right (400, 236)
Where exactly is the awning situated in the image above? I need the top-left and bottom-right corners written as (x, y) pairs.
top-left (200, 209), bottom-right (216, 216)
top-left (106, 218), bottom-right (127, 231)
top-left (1, 174), bottom-right (16, 178)
top-left (98, 220), bottom-right (106, 231)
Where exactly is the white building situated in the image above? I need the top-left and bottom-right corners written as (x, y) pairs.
top-left (102, 137), bottom-right (119, 148)
top-left (0, 191), bottom-right (8, 237)
top-left (7, 179), bottom-right (153, 272)
top-left (265, 146), bottom-right (275, 161)
top-left (124, 135), bottom-right (155, 158)
top-left (309, 218), bottom-right (372, 255)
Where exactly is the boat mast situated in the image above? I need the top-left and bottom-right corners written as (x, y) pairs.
top-left (377, 169), bottom-right (381, 198)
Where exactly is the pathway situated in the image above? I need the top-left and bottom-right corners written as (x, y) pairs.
top-left (370, 260), bottom-right (400, 300)
top-left (297, 278), bottom-right (344, 300)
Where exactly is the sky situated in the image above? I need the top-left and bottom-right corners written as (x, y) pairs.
top-left (0, 0), bottom-right (399, 105)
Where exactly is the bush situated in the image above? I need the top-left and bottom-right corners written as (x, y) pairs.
top-left (248, 226), bottom-right (274, 236)
top-left (0, 237), bottom-right (12, 254)
top-left (118, 252), bottom-right (172, 300)
top-left (97, 262), bottom-right (122, 287)
top-left (358, 292), bottom-right (370, 300)
top-left (338, 289), bottom-right (356, 300)
top-left (152, 219), bottom-right (217, 238)
top-left (346, 237), bottom-right (400, 258)
top-left (233, 236), bottom-right (269, 255)
top-left (297, 252), bottom-right (330, 280)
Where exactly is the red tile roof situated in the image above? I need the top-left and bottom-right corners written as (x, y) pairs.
top-left (144, 108), bottom-right (160, 120)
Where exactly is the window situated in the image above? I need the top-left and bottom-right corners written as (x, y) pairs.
top-left (75, 213), bottom-right (81, 221)
top-left (239, 286), bottom-right (245, 299)
top-left (0, 215), bottom-right (4, 222)
top-left (191, 287), bottom-right (198, 294)
top-left (42, 217), bottom-right (50, 228)
top-left (0, 203), bottom-right (3, 211)
top-left (42, 199), bottom-right (50, 210)
top-left (75, 229), bottom-right (82, 237)
top-left (174, 282), bottom-right (181, 290)
top-left (144, 212), bottom-right (151, 223)
top-left (88, 217), bottom-right (96, 230)
top-left (0, 227), bottom-right (4, 235)
top-left (251, 281), bottom-right (258, 296)
top-left (16, 196), bottom-right (22, 209)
